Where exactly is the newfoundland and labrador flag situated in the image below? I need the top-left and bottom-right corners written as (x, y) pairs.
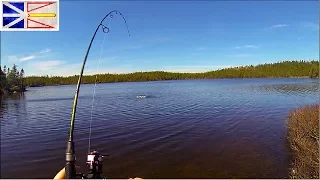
top-left (0, 0), bottom-right (59, 31)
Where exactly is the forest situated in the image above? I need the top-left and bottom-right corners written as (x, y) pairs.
top-left (21, 60), bottom-right (319, 87)
top-left (0, 64), bottom-right (25, 96)
top-left (1, 60), bottom-right (319, 91)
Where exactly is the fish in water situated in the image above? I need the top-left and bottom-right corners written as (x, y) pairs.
top-left (136, 95), bottom-right (146, 99)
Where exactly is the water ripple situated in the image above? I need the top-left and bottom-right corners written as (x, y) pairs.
top-left (1, 79), bottom-right (318, 178)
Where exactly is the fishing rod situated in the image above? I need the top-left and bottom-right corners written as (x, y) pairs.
top-left (65, 10), bottom-right (130, 179)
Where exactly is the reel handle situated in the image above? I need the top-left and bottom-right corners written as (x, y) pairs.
top-left (86, 151), bottom-right (106, 179)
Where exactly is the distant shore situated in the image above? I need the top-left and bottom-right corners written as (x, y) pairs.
top-left (22, 76), bottom-right (318, 89)
top-left (23, 60), bottom-right (319, 87)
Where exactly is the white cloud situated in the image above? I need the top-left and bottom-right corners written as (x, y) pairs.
top-left (25, 65), bottom-right (80, 77)
top-left (24, 62), bottom-right (238, 76)
top-left (26, 62), bottom-right (132, 77)
top-left (23, 55), bottom-right (121, 77)
top-left (301, 22), bottom-right (319, 30)
top-left (39, 48), bottom-right (52, 54)
top-left (264, 24), bottom-right (289, 30)
top-left (235, 45), bottom-right (260, 49)
top-left (6, 48), bottom-right (52, 64)
top-left (20, 55), bottom-right (36, 62)
top-left (7, 55), bottom-right (36, 62)
top-left (272, 24), bottom-right (289, 28)
top-left (35, 60), bottom-right (66, 71)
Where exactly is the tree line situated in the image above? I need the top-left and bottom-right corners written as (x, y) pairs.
top-left (0, 64), bottom-right (26, 95)
top-left (1, 60), bottom-right (318, 90)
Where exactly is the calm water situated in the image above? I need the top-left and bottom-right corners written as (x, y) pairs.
top-left (1, 79), bottom-right (319, 178)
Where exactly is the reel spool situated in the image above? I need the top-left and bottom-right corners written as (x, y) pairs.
top-left (86, 151), bottom-right (106, 179)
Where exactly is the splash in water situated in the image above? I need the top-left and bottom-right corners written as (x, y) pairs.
top-left (136, 95), bottom-right (147, 99)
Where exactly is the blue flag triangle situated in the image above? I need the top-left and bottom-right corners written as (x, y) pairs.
top-left (3, 2), bottom-right (24, 14)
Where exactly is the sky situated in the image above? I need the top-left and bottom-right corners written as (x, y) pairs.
top-left (1, 1), bottom-right (319, 76)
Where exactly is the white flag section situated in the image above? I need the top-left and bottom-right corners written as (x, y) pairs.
top-left (0, 0), bottom-right (59, 31)
top-left (27, 1), bottom-right (57, 28)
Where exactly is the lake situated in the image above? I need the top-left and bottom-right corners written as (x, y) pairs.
top-left (1, 79), bottom-right (319, 178)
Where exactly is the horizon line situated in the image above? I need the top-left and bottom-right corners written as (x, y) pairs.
top-left (24, 59), bottom-right (319, 78)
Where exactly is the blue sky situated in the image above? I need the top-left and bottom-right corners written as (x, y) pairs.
top-left (1, 1), bottom-right (319, 76)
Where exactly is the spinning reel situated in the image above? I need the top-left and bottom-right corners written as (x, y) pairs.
top-left (75, 151), bottom-right (107, 179)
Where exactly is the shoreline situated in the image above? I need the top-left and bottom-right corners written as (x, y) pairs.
top-left (24, 77), bottom-right (318, 88)
top-left (22, 61), bottom-right (320, 87)
top-left (287, 104), bottom-right (319, 179)
top-left (0, 89), bottom-right (27, 97)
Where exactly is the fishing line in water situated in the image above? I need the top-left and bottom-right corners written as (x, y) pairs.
top-left (88, 17), bottom-right (113, 153)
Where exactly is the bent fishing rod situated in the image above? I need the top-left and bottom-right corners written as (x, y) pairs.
top-left (65, 10), bottom-right (130, 179)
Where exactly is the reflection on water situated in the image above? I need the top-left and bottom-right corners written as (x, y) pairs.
top-left (0, 79), bottom-right (318, 178)
top-left (252, 81), bottom-right (319, 95)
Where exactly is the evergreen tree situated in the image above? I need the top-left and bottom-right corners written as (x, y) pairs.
top-left (7, 64), bottom-right (18, 87)
top-left (3, 65), bottom-right (7, 77)
top-left (0, 67), bottom-right (6, 90)
top-left (19, 68), bottom-right (25, 91)
top-left (6, 64), bottom-right (23, 92)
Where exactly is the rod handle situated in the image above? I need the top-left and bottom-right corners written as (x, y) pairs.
top-left (65, 161), bottom-right (76, 179)
top-left (65, 141), bottom-right (76, 179)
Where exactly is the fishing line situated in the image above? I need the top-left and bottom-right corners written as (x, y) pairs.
top-left (88, 17), bottom-right (113, 153)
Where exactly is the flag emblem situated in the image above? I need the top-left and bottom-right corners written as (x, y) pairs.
top-left (1, 0), bottom-right (59, 31)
